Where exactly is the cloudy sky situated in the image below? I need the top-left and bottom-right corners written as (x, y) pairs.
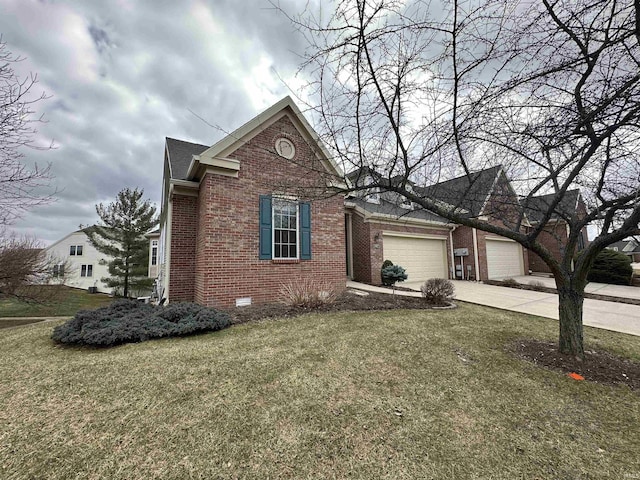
top-left (2, 0), bottom-right (309, 244)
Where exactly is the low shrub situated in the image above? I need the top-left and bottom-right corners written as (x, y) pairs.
top-left (421, 278), bottom-right (455, 305)
top-left (279, 278), bottom-right (339, 308)
top-left (51, 300), bottom-right (232, 347)
top-left (587, 249), bottom-right (633, 285)
top-left (381, 260), bottom-right (394, 286)
top-left (501, 278), bottom-right (519, 287)
top-left (528, 280), bottom-right (547, 291)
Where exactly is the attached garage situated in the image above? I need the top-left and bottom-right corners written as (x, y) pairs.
top-left (486, 238), bottom-right (524, 279)
top-left (382, 233), bottom-right (448, 283)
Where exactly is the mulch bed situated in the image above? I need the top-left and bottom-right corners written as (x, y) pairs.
top-left (229, 289), bottom-right (447, 324)
top-left (510, 339), bottom-right (640, 391)
top-left (484, 280), bottom-right (640, 306)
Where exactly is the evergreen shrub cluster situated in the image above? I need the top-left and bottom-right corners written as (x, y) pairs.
top-left (51, 300), bottom-right (231, 347)
top-left (587, 249), bottom-right (633, 285)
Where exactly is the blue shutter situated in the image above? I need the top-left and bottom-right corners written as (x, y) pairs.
top-left (300, 202), bottom-right (311, 260)
top-left (259, 195), bottom-right (272, 259)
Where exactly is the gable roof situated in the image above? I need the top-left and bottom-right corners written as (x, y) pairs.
top-left (346, 167), bottom-right (417, 190)
top-left (609, 239), bottom-right (640, 253)
top-left (415, 165), bottom-right (502, 218)
top-left (187, 96), bottom-right (342, 181)
top-left (166, 137), bottom-right (209, 181)
top-left (523, 190), bottom-right (581, 223)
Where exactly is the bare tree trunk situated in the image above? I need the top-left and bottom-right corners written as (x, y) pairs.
top-left (557, 285), bottom-right (585, 358)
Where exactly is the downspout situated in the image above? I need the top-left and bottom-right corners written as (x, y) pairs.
top-left (472, 227), bottom-right (481, 281)
top-left (449, 225), bottom-right (458, 280)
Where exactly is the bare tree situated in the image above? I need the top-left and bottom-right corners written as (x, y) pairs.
top-left (0, 231), bottom-right (69, 303)
top-left (0, 37), bottom-right (58, 304)
top-left (0, 36), bottom-right (54, 226)
top-left (282, 0), bottom-right (640, 358)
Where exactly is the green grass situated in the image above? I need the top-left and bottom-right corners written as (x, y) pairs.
top-left (1, 304), bottom-right (639, 479)
top-left (0, 286), bottom-right (114, 317)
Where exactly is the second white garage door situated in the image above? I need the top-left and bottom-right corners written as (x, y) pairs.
top-left (382, 234), bottom-right (448, 283)
top-left (486, 239), bottom-right (524, 279)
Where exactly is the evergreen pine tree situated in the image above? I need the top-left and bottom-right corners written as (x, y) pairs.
top-left (85, 188), bottom-right (157, 298)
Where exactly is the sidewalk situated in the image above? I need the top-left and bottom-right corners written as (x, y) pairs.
top-left (497, 275), bottom-right (640, 301)
top-left (347, 280), bottom-right (640, 337)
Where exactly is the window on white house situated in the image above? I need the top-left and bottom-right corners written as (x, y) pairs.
top-left (52, 263), bottom-right (65, 277)
top-left (151, 240), bottom-right (158, 266)
top-left (273, 199), bottom-right (298, 259)
top-left (80, 265), bottom-right (93, 277)
top-left (69, 245), bottom-right (83, 256)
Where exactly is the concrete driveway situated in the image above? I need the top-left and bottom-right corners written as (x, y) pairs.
top-left (354, 280), bottom-right (640, 337)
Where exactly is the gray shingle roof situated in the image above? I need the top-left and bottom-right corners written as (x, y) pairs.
top-left (608, 239), bottom-right (640, 253)
top-left (166, 137), bottom-right (210, 180)
top-left (523, 190), bottom-right (580, 223)
top-left (348, 198), bottom-right (449, 224)
top-left (415, 165), bottom-right (502, 218)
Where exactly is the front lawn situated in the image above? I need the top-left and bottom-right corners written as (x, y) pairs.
top-left (1, 304), bottom-right (639, 479)
top-left (0, 286), bottom-right (114, 318)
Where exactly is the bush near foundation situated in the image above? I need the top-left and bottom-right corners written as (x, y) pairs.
top-left (421, 278), bottom-right (455, 305)
top-left (51, 300), bottom-right (231, 347)
top-left (381, 259), bottom-right (394, 285)
top-left (587, 249), bottom-right (633, 285)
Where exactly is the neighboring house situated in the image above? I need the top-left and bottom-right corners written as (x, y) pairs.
top-left (45, 230), bottom-right (112, 292)
top-left (156, 97), bottom-right (587, 308)
top-left (146, 228), bottom-right (160, 278)
top-left (345, 168), bottom-right (455, 284)
top-left (607, 238), bottom-right (640, 263)
top-left (523, 190), bottom-right (590, 273)
top-left (414, 166), bottom-right (530, 281)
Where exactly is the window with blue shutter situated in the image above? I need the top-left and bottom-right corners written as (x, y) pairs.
top-left (260, 196), bottom-right (312, 260)
top-left (259, 195), bottom-right (272, 259)
top-left (300, 202), bottom-right (311, 260)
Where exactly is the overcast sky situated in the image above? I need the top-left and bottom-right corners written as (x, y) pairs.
top-left (2, 0), bottom-right (308, 245)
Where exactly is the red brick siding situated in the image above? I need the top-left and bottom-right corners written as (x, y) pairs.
top-left (451, 226), bottom-right (477, 280)
top-left (349, 209), bottom-right (452, 284)
top-left (350, 212), bottom-right (373, 283)
top-left (452, 225), bottom-right (529, 281)
top-left (187, 114), bottom-right (345, 309)
top-left (169, 194), bottom-right (197, 301)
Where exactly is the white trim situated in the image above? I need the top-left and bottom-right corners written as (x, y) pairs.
top-left (381, 231), bottom-right (448, 240)
top-left (189, 96), bottom-right (343, 180)
top-left (345, 202), bottom-right (452, 229)
top-left (449, 228), bottom-right (456, 280)
top-left (188, 155), bottom-right (241, 180)
top-left (472, 228), bottom-right (481, 281)
top-left (478, 167), bottom-right (502, 217)
top-left (165, 195), bottom-right (173, 303)
top-left (272, 199), bottom-right (300, 260)
top-left (485, 236), bottom-right (517, 242)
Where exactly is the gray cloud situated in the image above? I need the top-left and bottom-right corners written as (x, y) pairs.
top-left (2, 0), bottom-right (308, 244)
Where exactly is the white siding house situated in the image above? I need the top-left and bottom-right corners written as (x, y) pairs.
top-left (45, 230), bottom-right (113, 293)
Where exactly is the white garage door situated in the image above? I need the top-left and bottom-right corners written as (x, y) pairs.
top-left (382, 234), bottom-right (448, 283)
top-left (486, 239), bottom-right (524, 279)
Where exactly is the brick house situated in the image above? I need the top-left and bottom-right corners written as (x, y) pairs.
top-left (523, 190), bottom-right (590, 273)
top-left (414, 166), bottom-right (530, 281)
top-left (155, 97), bottom-right (587, 307)
top-left (605, 238), bottom-right (640, 262)
top-left (156, 97), bottom-right (346, 308)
